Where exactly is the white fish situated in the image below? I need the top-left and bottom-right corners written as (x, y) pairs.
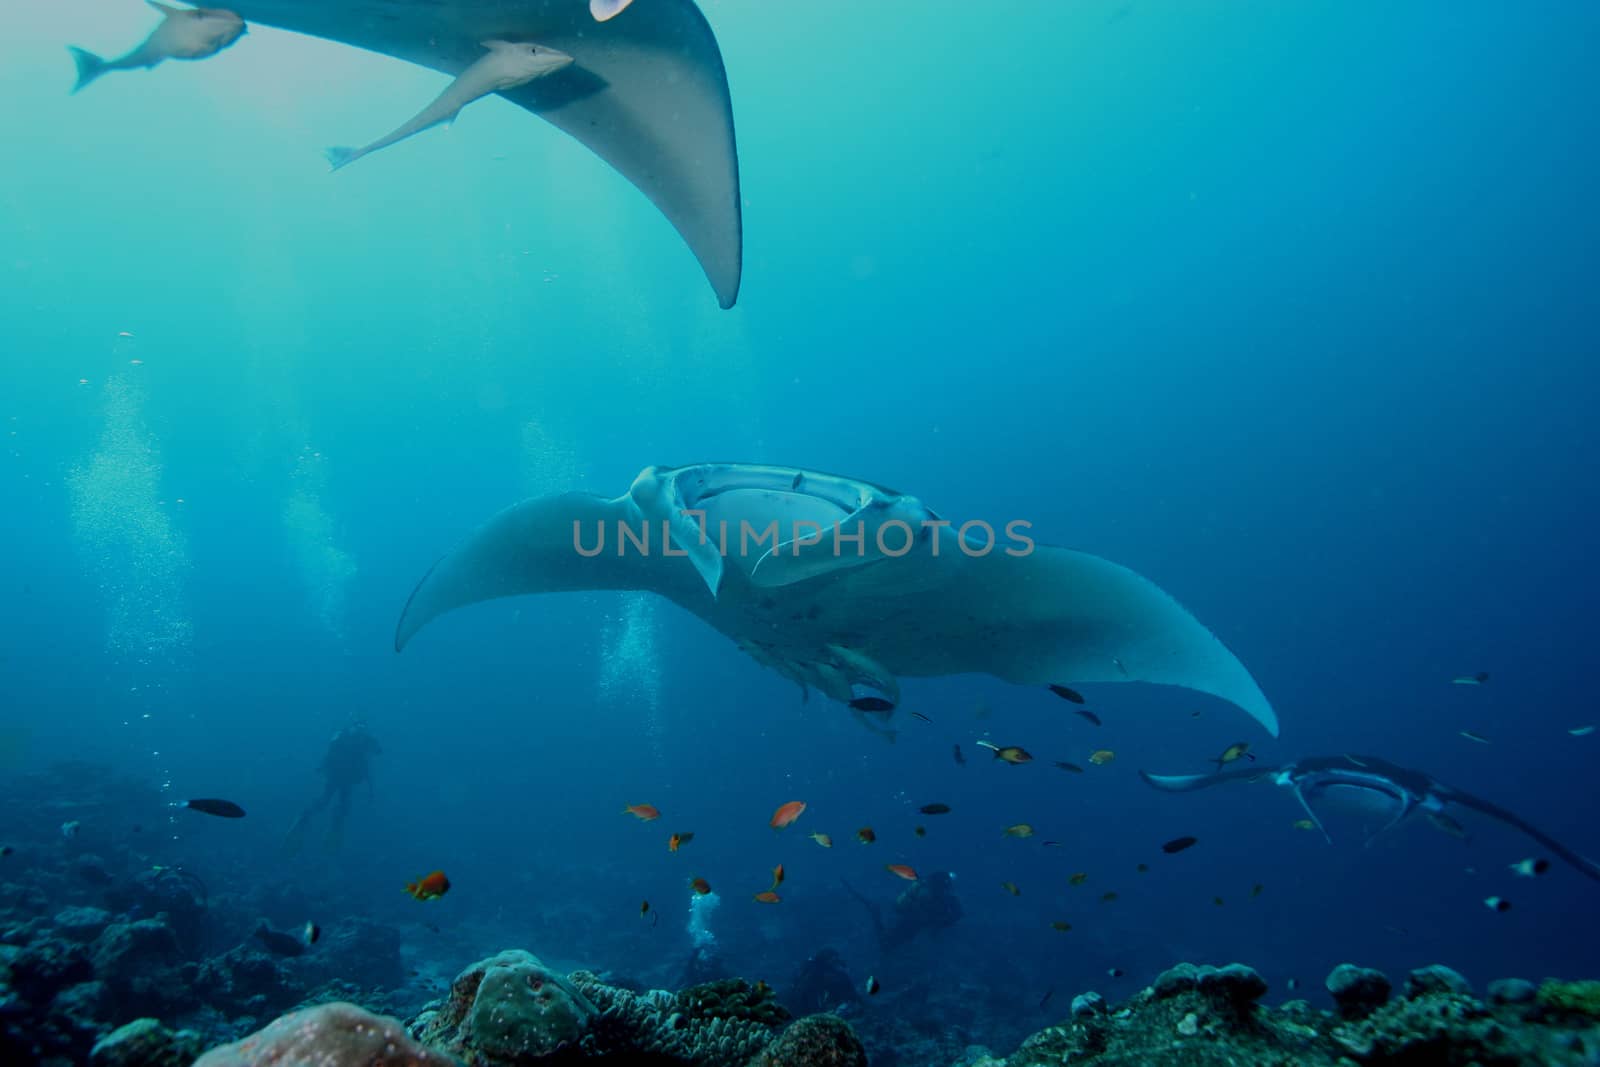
top-left (68, 3), bottom-right (246, 94)
top-left (1459, 730), bottom-right (1490, 744)
top-left (60, 820), bottom-right (81, 838)
top-left (1569, 725), bottom-right (1595, 737)
top-left (324, 41), bottom-right (574, 171)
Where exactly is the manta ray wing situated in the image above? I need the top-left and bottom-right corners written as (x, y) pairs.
top-left (394, 491), bottom-right (709, 651)
top-left (227, 0), bottom-right (741, 307)
top-left (1435, 782), bottom-right (1600, 883)
top-left (831, 546), bottom-right (1278, 736)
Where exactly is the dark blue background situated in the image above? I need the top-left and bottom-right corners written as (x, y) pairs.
top-left (1, 0), bottom-right (1595, 1045)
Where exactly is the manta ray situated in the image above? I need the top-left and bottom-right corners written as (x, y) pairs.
top-left (220, 0), bottom-right (741, 307)
top-left (395, 463), bottom-right (1278, 735)
top-left (1140, 754), bottom-right (1600, 882)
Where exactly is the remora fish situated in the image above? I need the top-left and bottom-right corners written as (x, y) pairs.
top-left (68, 3), bottom-right (246, 94)
top-left (325, 41), bottom-right (574, 171)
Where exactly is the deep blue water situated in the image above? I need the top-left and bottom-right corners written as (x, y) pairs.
top-left (2, 0), bottom-right (1598, 1055)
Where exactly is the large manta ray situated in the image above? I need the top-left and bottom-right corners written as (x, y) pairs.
top-left (396, 463), bottom-right (1278, 735)
top-left (1141, 754), bottom-right (1600, 883)
top-left (228, 0), bottom-right (740, 307)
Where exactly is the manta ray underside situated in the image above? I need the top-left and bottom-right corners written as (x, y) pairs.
top-left (229, 0), bottom-right (741, 307)
top-left (395, 463), bottom-right (1278, 735)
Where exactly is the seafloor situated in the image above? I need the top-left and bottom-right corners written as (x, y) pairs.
top-left (4, 763), bottom-right (1598, 1066)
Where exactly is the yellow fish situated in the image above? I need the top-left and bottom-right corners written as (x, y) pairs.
top-left (1002, 823), bottom-right (1034, 838)
top-left (1089, 749), bottom-right (1116, 766)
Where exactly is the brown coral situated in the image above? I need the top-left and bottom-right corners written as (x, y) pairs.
top-left (193, 1001), bottom-right (457, 1067)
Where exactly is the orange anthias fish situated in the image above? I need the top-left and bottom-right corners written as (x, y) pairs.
top-left (810, 832), bottom-right (833, 848)
top-left (753, 891), bottom-right (781, 904)
top-left (690, 877), bottom-right (712, 895)
top-left (857, 827), bottom-right (877, 844)
top-left (669, 832), bottom-right (695, 852)
top-left (770, 864), bottom-right (785, 891)
top-left (404, 870), bottom-right (451, 901)
top-left (886, 864), bottom-right (918, 881)
top-left (624, 804), bottom-right (661, 821)
top-left (770, 801), bottom-right (807, 829)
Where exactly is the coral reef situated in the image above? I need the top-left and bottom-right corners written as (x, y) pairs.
top-left (398, 951), bottom-right (861, 1067)
top-left (571, 969), bottom-right (785, 1064)
top-left (89, 1018), bottom-right (203, 1067)
top-left (1325, 962), bottom-right (1392, 1020)
top-left (414, 949), bottom-right (596, 1063)
top-left (193, 1001), bottom-right (456, 1066)
top-left (1537, 979), bottom-right (1600, 1020)
top-left (751, 1012), bottom-right (867, 1067)
top-left (978, 960), bottom-right (1600, 1067)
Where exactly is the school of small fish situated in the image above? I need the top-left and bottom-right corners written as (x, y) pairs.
top-left (36, 664), bottom-right (1569, 1001)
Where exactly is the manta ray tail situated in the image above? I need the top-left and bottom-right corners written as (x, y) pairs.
top-left (324, 146), bottom-right (363, 172)
top-left (67, 47), bottom-right (109, 94)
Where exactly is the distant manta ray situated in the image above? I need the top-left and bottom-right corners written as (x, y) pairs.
top-left (223, 0), bottom-right (741, 307)
top-left (1140, 753), bottom-right (1600, 883)
top-left (395, 463), bottom-right (1278, 735)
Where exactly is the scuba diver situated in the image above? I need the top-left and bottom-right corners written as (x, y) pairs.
top-left (283, 720), bottom-right (381, 855)
top-left (840, 870), bottom-right (964, 951)
top-left (1140, 753), bottom-right (1600, 882)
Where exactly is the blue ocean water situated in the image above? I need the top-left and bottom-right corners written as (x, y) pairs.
top-left (2, 0), bottom-right (1597, 1059)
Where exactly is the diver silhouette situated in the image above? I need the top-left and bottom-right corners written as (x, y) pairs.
top-left (840, 871), bottom-right (963, 952)
top-left (283, 721), bottom-right (381, 855)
